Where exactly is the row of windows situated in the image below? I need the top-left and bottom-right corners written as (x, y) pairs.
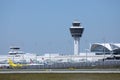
top-left (91, 45), bottom-right (110, 52)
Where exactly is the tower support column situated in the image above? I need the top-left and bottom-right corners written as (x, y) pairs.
top-left (74, 37), bottom-right (80, 55)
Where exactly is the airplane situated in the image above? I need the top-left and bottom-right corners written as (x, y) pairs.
top-left (8, 58), bottom-right (27, 69)
top-left (0, 60), bottom-right (9, 69)
top-left (28, 59), bottom-right (44, 65)
top-left (0, 60), bottom-right (8, 64)
top-left (0, 64), bottom-right (9, 69)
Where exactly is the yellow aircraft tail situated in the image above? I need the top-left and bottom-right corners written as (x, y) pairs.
top-left (8, 58), bottom-right (24, 68)
top-left (8, 59), bottom-right (14, 65)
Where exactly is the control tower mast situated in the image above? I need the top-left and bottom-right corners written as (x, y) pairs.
top-left (70, 20), bottom-right (84, 55)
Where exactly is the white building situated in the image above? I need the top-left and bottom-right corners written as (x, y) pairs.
top-left (0, 43), bottom-right (120, 66)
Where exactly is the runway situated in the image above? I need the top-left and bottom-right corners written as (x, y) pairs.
top-left (0, 69), bottom-right (120, 74)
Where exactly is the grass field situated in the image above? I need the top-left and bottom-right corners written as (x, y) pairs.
top-left (0, 73), bottom-right (120, 80)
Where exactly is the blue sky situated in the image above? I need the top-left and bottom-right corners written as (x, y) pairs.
top-left (0, 0), bottom-right (120, 55)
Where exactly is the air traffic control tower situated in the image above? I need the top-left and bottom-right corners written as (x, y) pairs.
top-left (70, 20), bottom-right (84, 55)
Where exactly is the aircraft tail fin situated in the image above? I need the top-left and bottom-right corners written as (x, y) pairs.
top-left (8, 58), bottom-right (14, 65)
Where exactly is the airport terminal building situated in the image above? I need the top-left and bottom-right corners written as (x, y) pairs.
top-left (0, 43), bottom-right (120, 64)
top-left (90, 43), bottom-right (120, 55)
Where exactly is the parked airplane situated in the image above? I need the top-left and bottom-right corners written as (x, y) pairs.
top-left (8, 58), bottom-right (27, 68)
top-left (0, 60), bottom-right (8, 64)
top-left (0, 64), bottom-right (9, 69)
top-left (28, 59), bottom-right (44, 65)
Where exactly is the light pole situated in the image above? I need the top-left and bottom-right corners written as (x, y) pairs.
top-left (85, 49), bottom-right (89, 62)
